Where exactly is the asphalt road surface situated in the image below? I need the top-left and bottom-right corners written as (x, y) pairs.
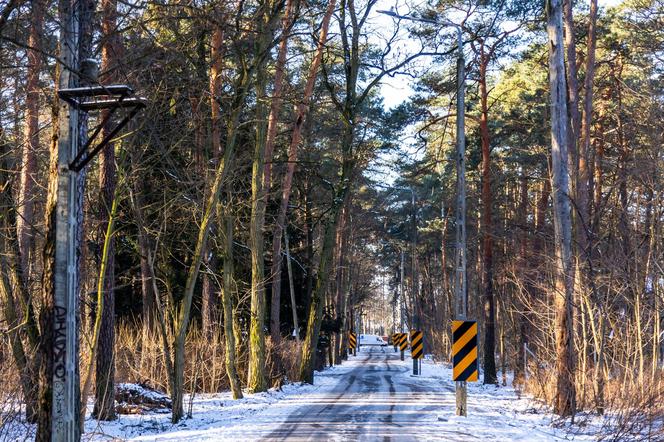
top-left (255, 347), bottom-right (468, 441)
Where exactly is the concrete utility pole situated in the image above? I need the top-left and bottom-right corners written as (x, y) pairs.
top-left (410, 190), bottom-right (420, 375)
top-left (400, 250), bottom-right (405, 333)
top-left (392, 288), bottom-right (397, 335)
top-left (53, 0), bottom-right (81, 438)
top-left (452, 26), bottom-right (468, 417)
top-left (49, 2), bottom-right (144, 437)
top-left (377, 8), bottom-right (467, 414)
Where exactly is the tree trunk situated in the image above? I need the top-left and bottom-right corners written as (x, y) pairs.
top-left (284, 229), bottom-right (300, 341)
top-left (247, 1), bottom-right (279, 392)
top-left (562, 0), bottom-right (580, 178)
top-left (93, 0), bottom-right (121, 421)
top-left (82, 189), bottom-right (118, 427)
top-left (479, 46), bottom-right (497, 385)
top-left (333, 205), bottom-right (349, 363)
top-left (547, 0), bottom-right (576, 418)
top-left (577, 0), bottom-right (598, 256)
top-left (299, 149), bottom-right (354, 383)
top-left (36, 54), bottom-right (62, 442)
top-left (129, 179), bottom-right (157, 339)
top-left (75, 0), bottom-right (95, 430)
top-left (576, 4), bottom-right (599, 408)
top-left (514, 173), bottom-right (529, 387)
top-left (169, 67), bottom-right (249, 423)
top-left (17, 0), bottom-right (45, 284)
top-left (248, 76), bottom-right (269, 392)
top-left (615, 57), bottom-right (631, 276)
top-left (263, 0), bottom-right (294, 194)
top-left (266, 0), bottom-right (295, 344)
top-left (221, 208), bottom-right (243, 399)
top-left (270, 0), bottom-right (336, 344)
top-left (592, 129), bottom-right (604, 232)
top-left (0, 126), bottom-right (40, 422)
top-left (201, 18), bottom-right (225, 333)
top-left (304, 185), bottom-right (314, 314)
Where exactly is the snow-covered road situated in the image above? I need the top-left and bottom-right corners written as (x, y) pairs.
top-left (247, 349), bottom-right (467, 440)
top-left (82, 348), bottom-right (597, 441)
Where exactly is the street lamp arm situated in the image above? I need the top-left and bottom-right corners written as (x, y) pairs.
top-left (376, 10), bottom-right (461, 31)
top-left (376, 10), bottom-right (464, 60)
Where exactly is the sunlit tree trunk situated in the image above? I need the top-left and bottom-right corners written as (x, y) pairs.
top-left (547, 0), bottom-right (576, 418)
top-left (17, 0), bottom-right (45, 284)
top-left (562, 0), bottom-right (580, 176)
top-left (514, 173), bottom-right (529, 387)
top-left (247, 0), bottom-right (282, 393)
top-left (221, 206), bottom-right (243, 399)
top-left (202, 17), bottom-right (225, 333)
top-left (270, 0), bottom-right (336, 344)
top-left (37, 42), bottom-right (64, 442)
top-left (580, 0), bottom-right (601, 412)
top-left (577, 0), bottom-right (598, 256)
top-left (93, 0), bottom-right (120, 421)
top-left (267, 0), bottom-right (295, 344)
top-left (169, 64), bottom-right (250, 423)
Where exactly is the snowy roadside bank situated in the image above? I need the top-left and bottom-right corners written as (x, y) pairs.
top-left (4, 350), bottom-right (656, 441)
top-left (82, 361), bottom-right (359, 441)
top-left (81, 351), bottom-right (591, 441)
top-left (390, 354), bottom-right (599, 441)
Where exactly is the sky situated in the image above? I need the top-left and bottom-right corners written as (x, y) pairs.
top-left (375, 0), bottom-right (625, 110)
top-left (366, 0), bottom-right (625, 185)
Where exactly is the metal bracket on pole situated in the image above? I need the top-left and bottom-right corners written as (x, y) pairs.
top-left (58, 86), bottom-right (146, 172)
top-left (52, 82), bottom-right (145, 440)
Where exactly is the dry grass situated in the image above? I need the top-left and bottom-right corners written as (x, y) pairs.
top-left (522, 359), bottom-right (664, 439)
top-left (114, 324), bottom-right (304, 395)
top-left (0, 324), bottom-right (304, 438)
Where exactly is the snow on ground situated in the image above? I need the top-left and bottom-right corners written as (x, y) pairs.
top-left (83, 363), bottom-right (356, 441)
top-left (3, 351), bottom-right (623, 441)
top-left (393, 356), bottom-right (599, 441)
top-left (81, 352), bottom-right (596, 441)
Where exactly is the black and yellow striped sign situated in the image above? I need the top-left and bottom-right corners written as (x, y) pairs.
top-left (452, 320), bottom-right (478, 382)
top-left (398, 332), bottom-right (408, 351)
top-left (391, 333), bottom-right (399, 346)
top-left (349, 332), bottom-right (357, 349)
top-left (410, 330), bottom-right (423, 359)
